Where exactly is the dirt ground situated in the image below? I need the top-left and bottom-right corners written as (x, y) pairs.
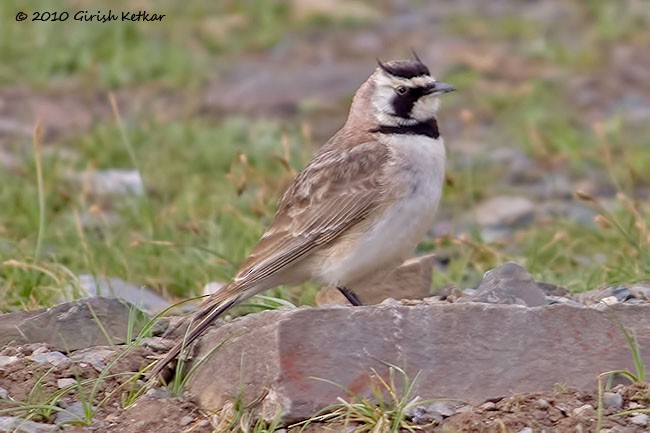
top-left (1, 342), bottom-right (648, 432)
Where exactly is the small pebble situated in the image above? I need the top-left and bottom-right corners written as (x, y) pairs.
top-left (0, 356), bottom-right (20, 368)
top-left (141, 337), bottom-right (175, 352)
top-left (479, 401), bottom-right (497, 411)
top-left (30, 345), bottom-right (50, 356)
top-left (535, 399), bottom-right (550, 409)
top-left (601, 392), bottom-right (623, 410)
top-left (145, 387), bottom-right (170, 399)
top-left (0, 387), bottom-right (8, 399)
top-left (629, 283), bottom-right (650, 300)
top-left (105, 413), bottom-right (121, 422)
top-left (600, 296), bottom-right (618, 305)
top-left (57, 378), bottom-right (78, 389)
top-left (630, 413), bottom-right (649, 426)
top-left (517, 428), bottom-right (533, 433)
top-left (572, 403), bottom-right (594, 417)
top-left (69, 347), bottom-right (114, 372)
top-left (28, 351), bottom-right (69, 367)
top-left (179, 415), bottom-right (194, 426)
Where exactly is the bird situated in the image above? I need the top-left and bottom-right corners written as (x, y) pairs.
top-left (149, 53), bottom-right (455, 380)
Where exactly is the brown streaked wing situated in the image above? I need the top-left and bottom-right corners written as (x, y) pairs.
top-left (231, 141), bottom-right (390, 289)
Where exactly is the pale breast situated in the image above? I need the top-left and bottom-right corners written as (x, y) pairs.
top-left (317, 135), bottom-right (446, 287)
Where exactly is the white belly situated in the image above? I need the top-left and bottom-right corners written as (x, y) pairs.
top-left (318, 135), bottom-right (445, 287)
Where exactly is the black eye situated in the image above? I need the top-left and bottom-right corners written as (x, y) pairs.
top-left (396, 86), bottom-right (408, 95)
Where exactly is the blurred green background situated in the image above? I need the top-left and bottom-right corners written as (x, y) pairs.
top-left (1, 0), bottom-right (649, 310)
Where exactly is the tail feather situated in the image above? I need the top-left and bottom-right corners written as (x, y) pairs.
top-left (149, 293), bottom-right (243, 381)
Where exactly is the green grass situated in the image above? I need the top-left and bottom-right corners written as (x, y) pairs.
top-left (0, 115), bottom-right (312, 308)
top-left (1, 0), bottom-right (649, 310)
top-left (0, 0), bottom-right (375, 88)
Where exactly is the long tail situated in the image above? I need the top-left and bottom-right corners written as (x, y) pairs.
top-left (148, 289), bottom-right (245, 381)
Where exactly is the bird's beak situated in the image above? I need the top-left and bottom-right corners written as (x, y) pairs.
top-left (427, 82), bottom-right (455, 95)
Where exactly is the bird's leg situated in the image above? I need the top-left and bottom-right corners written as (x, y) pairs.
top-left (337, 286), bottom-right (363, 306)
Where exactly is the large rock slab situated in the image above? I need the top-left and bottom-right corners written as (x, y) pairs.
top-left (188, 302), bottom-right (650, 423)
top-left (0, 297), bottom-right (148, 352)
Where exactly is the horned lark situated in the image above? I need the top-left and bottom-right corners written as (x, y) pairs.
top-left (151, 54), bottom-right (454, 378)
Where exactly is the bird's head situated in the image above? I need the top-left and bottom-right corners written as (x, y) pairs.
top-left (370, 53), bottom-right (455, 126)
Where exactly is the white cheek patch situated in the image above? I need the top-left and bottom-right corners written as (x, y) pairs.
top-left (371, 83), bottom-right (396, 117)
top-left (411, 97), bottom-right (440, 122)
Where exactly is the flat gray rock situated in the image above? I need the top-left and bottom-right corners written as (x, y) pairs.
top-left (0, 298), bottom-right (148, 352)
top-left (69, 347), bottom-right (115, 372)
top-left (77, 274), bottom-right (171, 314)
top-left (187, 302), bottom-right (650, 423)
top-left (55, 401), bottom-right (94, 425)
top-left (468, 262), bottom-right (547, 307)
top-left (0, 416), bottom-right (58, 433)
top-left (28, 351), bottom-right (69, 367)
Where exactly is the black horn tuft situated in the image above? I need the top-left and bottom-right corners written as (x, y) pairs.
top-left (377, 58), bottom-right (389, 73)
top-left (411, 49), bottom-right (423, 64)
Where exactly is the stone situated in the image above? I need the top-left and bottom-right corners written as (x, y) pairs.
top-left (69, 347), bottom-right (115, 372)
top-left (467, 263), bottom-right (547, 307)
top-left (601, 392), bottom-right (623, 410)
top-left (140, 337), bottom-right (175, 352)
top-left (57, 378), bottom-right (77, 389)
top-left (571, 403), bottom-right (594, 417)
top-left (28, 351), bottom-right (69, 367)
top-left (0, 356), bottom-right (20, 368)
top-left (471, 196), bottom-right (534, 228)
top-left (629, 283), bottom-right (650, 301)
top-left (479, 401), bottom-right (497, 411)
top-left (630, 413), bottom-right (649, 426)
top-left (74, 169), bottom-right (144, 196)
top-left (577, 285), bottom-right (633, 305)
top-left (516, 428), bottom-right (533, 433)
top-left (55, 401), bottom-right (93, 425)
top-left (187, 303), bottom-right (650, 423)
top-left (179, 415), bottom-right (194, 427)
top-left (30, 345), bottom-right (50, 356)
top-left (0, 387), bottom-right (8, 399)
top-left (144, 387), bottom-right (170, 399)
top-left (0, 297), bottom-right (149, 352)
top-left (406, 400), bottom-right (464, 424)
top-left (315, 254), bottom-right (436, 305)
top-left (0, 416), bottom-right (58, 433)
top-left (601, 296), bottom-right (618, 305)
top-left (77, 274), bottom-right (171, 314)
